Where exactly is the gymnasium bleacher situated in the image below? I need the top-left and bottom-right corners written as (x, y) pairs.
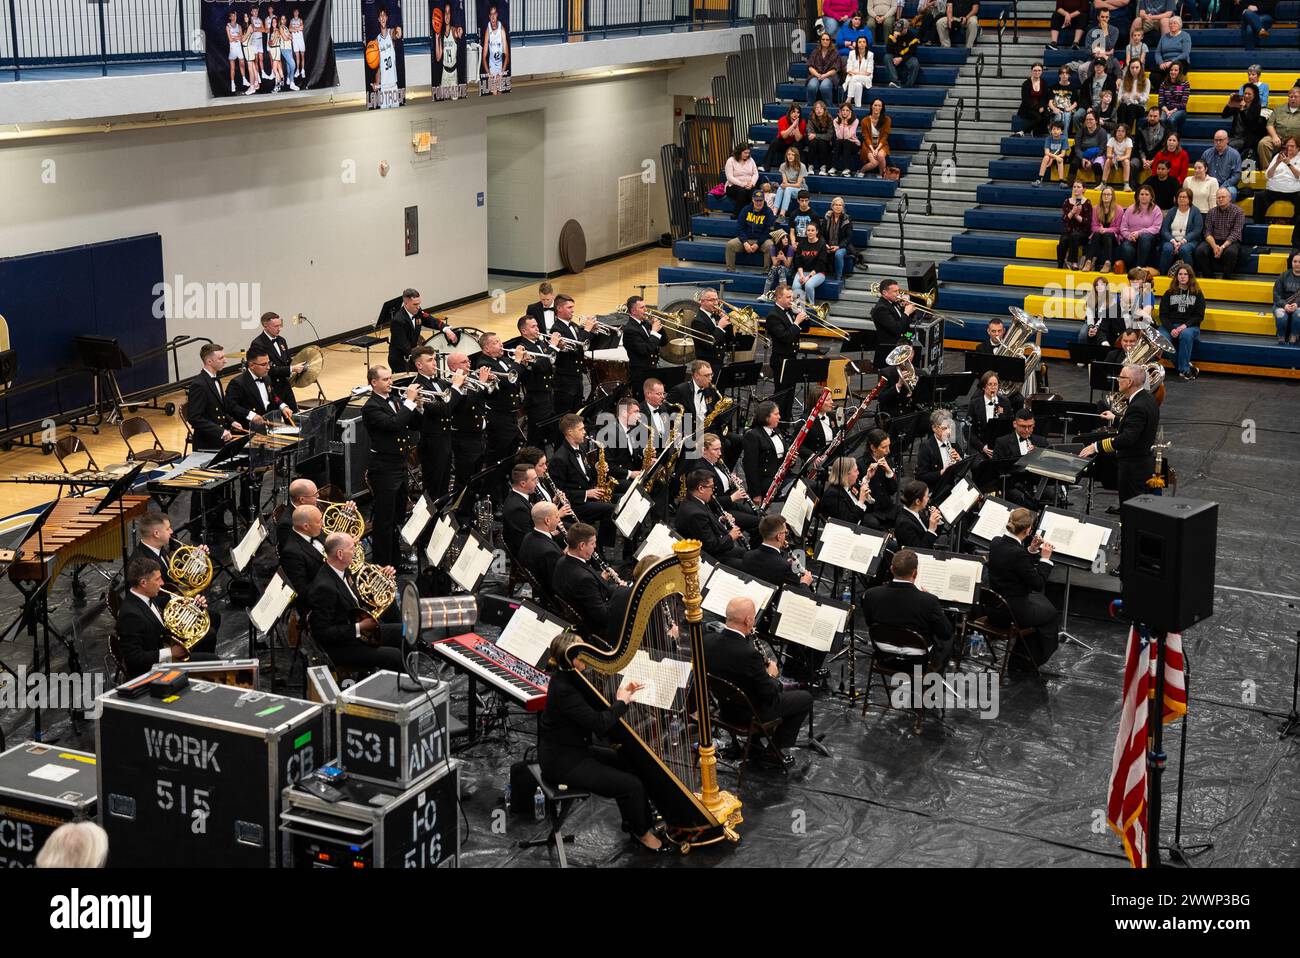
top-left (664, 3), bottom-right (1300, 379)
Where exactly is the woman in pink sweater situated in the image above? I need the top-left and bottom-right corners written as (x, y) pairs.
top-left (1085, 185), bottom-right (1124, 273)
top-left (831, 102), bottom-right (861, 175)
top-left (724, 144), bottom-right (760, 215)
top-left (1116, 184), bottom-right (1162, 269)
top-left (821, 0), bottom-right (857, 38)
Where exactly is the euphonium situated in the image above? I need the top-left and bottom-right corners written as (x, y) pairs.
top-left (167, 544), bottom-right (213, 597)
top-left (886, 343), bottom-right (919, 392)
top-left (321, 500), bottom-right (366, 539)
top-left (159, 588), bottom-right (210, 654)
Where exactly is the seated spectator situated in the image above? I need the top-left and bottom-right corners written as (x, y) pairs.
top-left (1102, 121), bottom-right (1136, 191)
top-left (1223, 83), bottom-right (1267, 158)
top-left (723, 144), bottom-right (759, 213)
top-left (1243, 64), bottom-right (1270, 108)
top-left (1047, 0), bottom-right (1089, 50)
top-left (725, 191), bottom-right (776, 272)
top-left (1156, 61), bottom-right (1190, 134)
top-left (1157, 187), bottom-right (1203, 273)
top-left (761, 229), bottom-right (794, 298)
top-left (1150, 131), bottom-right (1189, 183)
top-left (1015, 63), bottom-right (1051, 137)
top-left (912, 0), bottom-right (943, 45)
top-left (856, 98), bottom-right (891, 177)
top-left (1078, 57), bottom-right (1118, 126)
top-left (1253, 136), bottom-right (1300, 253)
top-left (820, 0), bottom-right (857, 38)
top-left (866, 0), bottom-right (896, 42)
top-left (1037, 120), bottom-right (1071, 187)
top-left (773, 147), bottom-right (808, 222)
top-left (1069, 109), bottom-right (1109, 181)
top-left (805, 98), bottom-right (835, 174)
top-left (1192, 187), bottom-right (1245, 280)
top-left (1239, 0), bottom-right (1275, 51)
top-left (937, 0), bottom-right (980, 49)
top-left (1149, 17), bottom-right (1190, 86)
top-left (1133, 108), bottom-right (1168, 174)
top-left (1085, 9), bottom-right (1121, 73)
top-left (1094, 89), bottom-right (1120, 135)
top-left (1117, 183), bottom-right (1162, 267)
top-left (1145, 159), bottom-right (1180, 210)
top-left (1077, 275), bottom-right (1125, 340)
top-left (831, 102), bottom-right (862, 173)
top-left (1273, 250), bottom-right (1300, 344)
top-left (1182, 158), bottom-right (1219, 213)
top-left (1087, 185), bottom-right (1125, 271)
top-left (843, 35), bottom-right (874, 108)
top-left (765, 104), bottom-right (806, 169)
top-left (1116, 59), bottom-right (1150, 132)
top-left (1095, 0), bottom-right (1135, 36)
top-left (1119, 266), bottom-right (1155, 325)
top-left (836, 10), bottom-right (872, 53)
top-left (1258, 86), bottom-right (1300, 169)
top-left (822, 196), bottom-right (857, 280)
top-left (1160, 262), bottom-right (1205, 381)
top-left (1199, 130), bottom-right (1242, 200)
top-left (1136, 0), bottom-right (1175, 37)
top-left (1049, 64), bottom-right (1081, 135)
top-left (805, 32), bottom-right (842, 108)
top-left (883, 17), bottom-right (921, 88)
top-left (1119, 22), bottom-right (1148, 76)
top-left (1058, 179), bottom-right (1093, 267)
top-left (789, 190), bottom-right (817, 241)
top-left (792, 222), bottom-right (829, 305)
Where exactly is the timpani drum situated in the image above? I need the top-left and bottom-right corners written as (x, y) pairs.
top-left (588, 347), bottom-right (629, 388)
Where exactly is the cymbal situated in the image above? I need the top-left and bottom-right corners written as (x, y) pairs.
top-left (291, 345), bottom-right (325, 389)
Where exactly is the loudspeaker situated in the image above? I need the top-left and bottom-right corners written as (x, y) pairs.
top-left (906, 260), bottom-right (938, 297)
top-left (331, 400), bottom-right (370, 499)
top-left (1121, 495), bottom-right (1217, 633)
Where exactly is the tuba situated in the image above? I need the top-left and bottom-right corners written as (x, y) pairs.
top-left (321, 500), bottom-right (366, 540)
top-left (996, 307), bottom-right (1046, 396)
top-left (1106, 326), bottom-right (1173, 414)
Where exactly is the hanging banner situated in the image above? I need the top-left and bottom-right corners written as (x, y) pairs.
top-left (431, 0), bottom-right (470, 101)
top-left (363, 0), bottom-right (407, 110)
top-left (478, 1), bottom-right (511, 96)
top-left (203, 0), bottom-right (338, 99)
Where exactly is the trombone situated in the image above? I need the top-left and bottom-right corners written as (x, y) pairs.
top-left (711, 296), bottom-right (771, 347)
top-left (628, 304), bottom-right (713, 344)
top-left (802, 301), bottom-right (851, 341)
top-left (868, 282), bottom-right (965, 327)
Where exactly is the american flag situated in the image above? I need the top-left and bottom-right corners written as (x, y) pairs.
top-left (1107, 626), bottom-right (1187, 868)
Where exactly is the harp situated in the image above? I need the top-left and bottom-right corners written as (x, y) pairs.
top-left (564, 539), bottom-right (743, 851)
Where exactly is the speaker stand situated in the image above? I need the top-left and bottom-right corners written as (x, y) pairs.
top-left (1278, 627), bottom-right (1300, 741)
top-left (1160, 642), bottom-right (1213, 866)
top-left (1058, 564), bottom-right (1096, 651)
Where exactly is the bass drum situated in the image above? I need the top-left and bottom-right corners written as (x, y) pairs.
top-left (427, 328), bottom-right (481, 358)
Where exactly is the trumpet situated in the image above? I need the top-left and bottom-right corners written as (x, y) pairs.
top-left (547, 335), bottom-right (584, 352)
top-left (577, 315), bottom-right (618, 336)
top-left (806, 302), bottom-right (851, 341)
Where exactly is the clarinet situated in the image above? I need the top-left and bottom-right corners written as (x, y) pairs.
top-left (592, 550), bottom-right (628, 587)
top-left (540, 475), bottom-right (572, 534)
top-left (761, 387), bottom-right (833, 511)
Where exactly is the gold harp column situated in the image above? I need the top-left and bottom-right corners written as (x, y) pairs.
top-left (673, 539), bottom-right (743, 838)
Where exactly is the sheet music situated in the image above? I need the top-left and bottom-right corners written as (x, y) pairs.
top-left (780, 480), bottom-right (811, 535)
top-left (615, 486), bottom-right (652, 537)
top-left (449, 537), bottom-right (493, 592)
top-left (816, 521), bottom-right (886, 575)
top-left (773, 590), bottom-right (849, 652)
top-left (914, 554), bottom-right (983, 605)
top-left (635, 523), bottom-right (679, 562)
top-left (498, 606), bottom-right (567, 666)
top-left (618, 650), bottom-right (692, 710)
top-left (938, 478), bottom-right (980, 524)
top-left (1038, 510), bottom-right (1110, 561)
top-left (249, 573), bottom-right (295, 633)
top-left (400, 495), bottom-right (432, 547)
top-left (971, 498), bottom-right (1015, 542)
top-left (1025, 448), bottom-right (1088, 482)
top-left (230, 520), bottom-right (267, 573)
top-left (701, 566), bottom-right (776, 618)
top-left (698, 556), bottom-right (718, 590)
top-left (425, 515), bottom-right (456, 566)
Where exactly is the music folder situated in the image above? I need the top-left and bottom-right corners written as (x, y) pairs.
top-left (634, 522), bottom-right (680, 562)
top-left (614, 483), bottom-right (652, 538)
top-left (425, 514), bottom-right (457, 566)
top-left (701, 566), bottom-right (778, 618)
top-left (936, 477), bottom-right (981, 525)
top-left (250, 573), bottom-right (295, 633)
top-left (771, 589), bottom-right (852, 653)
top-left (779, 478), bottom-right (815, 536)
top-left (448, 530), bottom-right (494, 593)
top-left (1034, 506), bottom-right (1116, 569)
top-left (814, 517), bottom-right (886, 576)
top-left (400, 494), bottom-right (433, 547)
top-left (967, 496), bottom-right (1023, 549)
top-left (498, 600), bottom-right (572, 669)
top-left (231, 520), bottom-right (267, 572)
top-left (911, 548), bottom-right (985, 607)
top-left (1018, 446), bottom-right (1092, 484)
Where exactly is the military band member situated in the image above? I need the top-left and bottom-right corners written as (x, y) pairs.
top-left (361, 365), bottom-right (420, 566)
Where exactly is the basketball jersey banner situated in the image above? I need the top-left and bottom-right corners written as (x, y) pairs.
top-left (478, 1), bottom-right (511, 97)
top-left (430, 1), bottom-right (469, 101)
top-left (363, 0), bottom-right (406, 110)
top-left (202, 0), bottom-right (338, 99)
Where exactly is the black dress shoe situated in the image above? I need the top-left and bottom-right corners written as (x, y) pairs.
top-left (629, 835), bottom-right (672, 855)
top-left (1105, 506), bottom-right (1122, 516)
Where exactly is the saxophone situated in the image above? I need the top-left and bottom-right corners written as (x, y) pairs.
top-left (594, 445), bottom-right (618, 501)
top-left (651, 413), bottom-right (681, 490)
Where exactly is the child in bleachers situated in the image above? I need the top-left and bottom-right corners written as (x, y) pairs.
top-left (1243, 65), bottom-right (1269, 109)
top-left (1102, 122), bottom-right (1136, 192)
top-left (1036, 121), bottom-right (1071, 187)
top-left (775, 148), bottom-right (809, 223)
top-left (761, 227), bottom-right (794, 300)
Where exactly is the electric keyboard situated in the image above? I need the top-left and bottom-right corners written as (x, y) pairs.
top-left (432, 632), bottom-right (549, 711)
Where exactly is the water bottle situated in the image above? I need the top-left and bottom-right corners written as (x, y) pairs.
top-left (841, 585), bottom-right (851, 607)
top-left (502, 778), bottom-right (512, 810)
top-left (533, 786), bottom-right (546, 822)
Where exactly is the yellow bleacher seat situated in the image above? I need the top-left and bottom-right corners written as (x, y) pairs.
top-left (1014, 236), bottom-right (1292, 274)
top-left (1003, 263), bottom-right (1274, 304)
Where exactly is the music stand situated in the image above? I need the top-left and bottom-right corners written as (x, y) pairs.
top-left (656, 365), bottom-right (688, 390)
top-left (780, 357), bottom-right (830, 419)
top-left (841, 330), bottom-right (876, 357)
top-left (716, 361), bottom-right (762, 390)
top-left (75, 334), bottom-right (133, 426)
top-left (1033, 506), bottom-right (1118, 650)
top-left (1032, 399), bottom-right (1107, 443)
top-left (1017, 445), bottom-right (1092, 507)
top-left (1090, 360), bottom-right (1123, 405)
top-left (1068, 342), bottom-right (1112, 367)
top-left (964, 351), bottom-right (1026, 389)
top-left (915, 372), bottom-right (975, 409)
top-left (812, 518), bottom-right (887, 703)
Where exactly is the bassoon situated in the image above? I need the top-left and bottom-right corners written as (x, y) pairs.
top-left (760, 387), bottom-right (833, 511)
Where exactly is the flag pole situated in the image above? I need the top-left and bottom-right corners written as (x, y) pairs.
top-left (1146, 627), bottom-right (1168, 868)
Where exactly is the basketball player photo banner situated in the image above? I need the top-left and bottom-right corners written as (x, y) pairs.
top-left (430, 0), bottom-right (468, 101)
top-left (203, 0), bottom-right (338, 99)
top-left (478, 1), bottom-right (511, 96)
top-left (363, 0), bottom-right (406, 109)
